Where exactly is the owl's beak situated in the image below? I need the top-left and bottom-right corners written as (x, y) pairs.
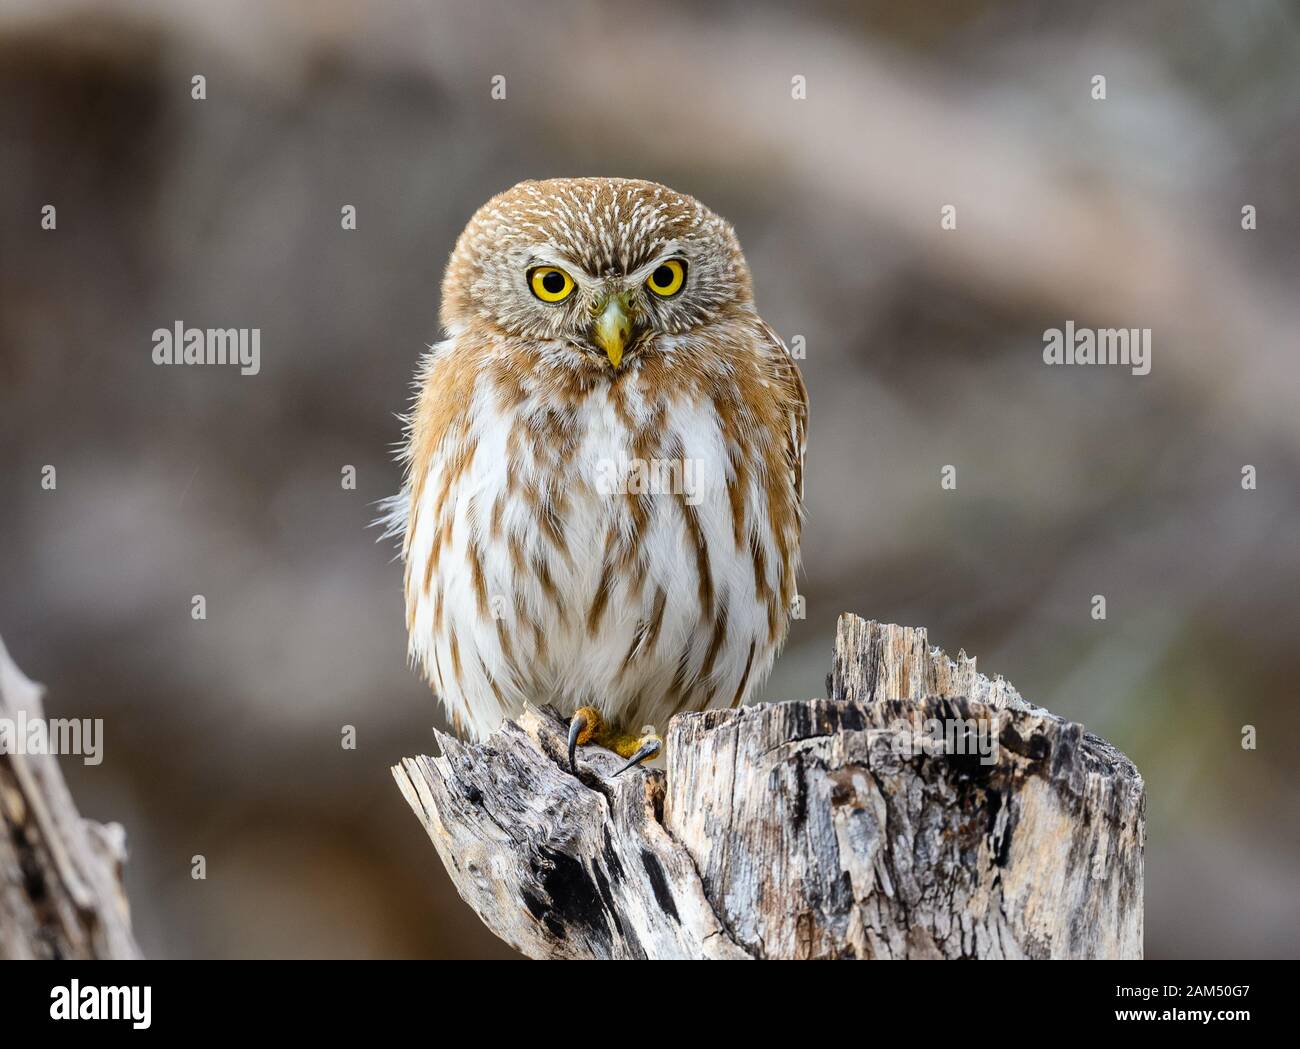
top-left (593, 294), bottom-right (632, 368)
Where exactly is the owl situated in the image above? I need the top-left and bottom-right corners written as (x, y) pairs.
top-left (387, 177), bottom-right (806, 774)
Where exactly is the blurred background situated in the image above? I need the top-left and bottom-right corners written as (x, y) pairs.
top-left (2, 0), bottom-right (1297, 959)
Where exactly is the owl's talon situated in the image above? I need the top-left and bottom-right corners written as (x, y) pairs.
top-left (567, 706), bottom-right (602, 771)
top-left (567, 714), bottom-right (585, 771)
top-left (613, 735), bottom-right (662, 777)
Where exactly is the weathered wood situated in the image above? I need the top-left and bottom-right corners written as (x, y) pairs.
top-left (394, 614), bottom-right (1144, 959)
top-left (0, 634), bottom-right (142, 959)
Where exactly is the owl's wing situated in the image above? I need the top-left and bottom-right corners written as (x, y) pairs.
top-left (760, 321), bottom-right (809, 507)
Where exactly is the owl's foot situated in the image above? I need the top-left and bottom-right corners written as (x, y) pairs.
top-left (566, 706), bottom-right (662, 776)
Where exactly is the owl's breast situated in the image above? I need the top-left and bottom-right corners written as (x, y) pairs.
top-left (404, 373), bottom-right (788, 740)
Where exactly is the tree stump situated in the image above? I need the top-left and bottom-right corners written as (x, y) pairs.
top-left (394, 614), bottom-right (1145, 959)
top-left (0, 635), bottom-right (142, 959)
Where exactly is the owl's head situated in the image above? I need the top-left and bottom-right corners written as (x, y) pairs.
top-left (440, 177), bottom-right (753, 369)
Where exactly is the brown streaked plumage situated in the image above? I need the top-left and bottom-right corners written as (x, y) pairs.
top-left (386, 177), bottom-right (807, 759)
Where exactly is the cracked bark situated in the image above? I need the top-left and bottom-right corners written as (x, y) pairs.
top-left (394, 614), bottom-right (1145, 959)
top-left (0, 634), bottom-right (142, 959)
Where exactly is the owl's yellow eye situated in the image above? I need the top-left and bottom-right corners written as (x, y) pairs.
top-left (645, 259), bottom-right (686, 298)
top-left (528, 266), bottom-right (575, 303)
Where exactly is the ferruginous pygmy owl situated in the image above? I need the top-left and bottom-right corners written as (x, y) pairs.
top-left (387, 177), bottom-right (807, 773)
